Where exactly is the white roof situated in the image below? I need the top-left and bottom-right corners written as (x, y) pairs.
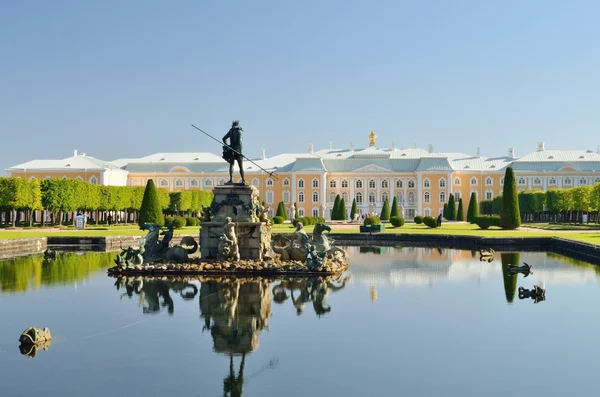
top-left (7, 154), bottom-right (125, 172)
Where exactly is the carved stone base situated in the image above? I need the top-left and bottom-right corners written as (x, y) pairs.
top-left (200, 221), bottom-right (271, 261)
top-left (211, 185), bottom-right (260, 223)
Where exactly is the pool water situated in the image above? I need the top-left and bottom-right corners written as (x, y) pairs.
top-left (1, 247), bottom-right (599, 397)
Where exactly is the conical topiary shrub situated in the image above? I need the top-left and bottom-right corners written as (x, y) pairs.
top-left (500, 167), bottom-right (521, 229)
top-left (332, 194), bottom-right (341, 220)
top-left (138, 179), bottom-right (165, 227)
top-left (350, 198), bottom-right (358, 219)
top-left (467, 192), bottom-right (479, 223)
top-left (447, 194), bottom-right (456, 220)
top-left (339, 197), bottom-right (347, 220)
top-left (456, 198), bottom-right (464, 221)
top-left (380, 199), bottom-right (390, 221)
top-left (390, 196), bottom-right (399, 218)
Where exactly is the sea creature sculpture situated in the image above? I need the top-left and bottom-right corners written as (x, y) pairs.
top-left (506, 262), bottom-right (533, 277)
top-left (479, 248), bottom-right (495, 262)
top-left (518, 285), bottom-right (546, 303)
top-left (43, 248), bottom-right (57, 261)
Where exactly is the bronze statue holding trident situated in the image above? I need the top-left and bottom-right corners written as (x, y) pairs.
top-left (222, 120), bottom-right (245, 185)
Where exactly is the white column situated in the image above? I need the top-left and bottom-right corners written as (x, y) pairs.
top-left (416, 173), bottom-right (422, 215)
top-left (321, 172), bottom-right (327, 217)
top-left (291, 173), bottom-right (297, 204)
top-left (543, 177), bottom-right (547, 191)
top-left (376, 177), bottom-right (381, 209)
top-left (390, 177), bottom-right (395, 203)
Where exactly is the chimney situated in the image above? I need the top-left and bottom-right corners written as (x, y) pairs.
top-left (392, 140), bottom-right (396, 149)
top-left (509, 147), bottom-right (515, 159)
top-left (349, 141), bottom-right (354, 149)
top-left (328, 141), bottom-right (332, 150)
top-left (73, 149), bottom-right (78, 157)
top-left (537, 142), bottom-right (545, 151)
top-left (476, 147), bottom-right (481, 156)
top-left (308, 144), bottom-right (314, 153)
top-left (261, 149), bottom-right (266, 160)
top-left (428, 144), bottom-right (433, 153)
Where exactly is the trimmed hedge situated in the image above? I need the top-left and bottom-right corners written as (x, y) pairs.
top-left (414, 215), bottom-right (423, 224)
top-left (456, 199), bottom-right (464, 221)
top-left (446, 194), bottom-right (456, 220)
top-left (185, 217), bottom-right (200, 227)
top-left (364, 216), bottom-right (381, 226)
top-left (273, 216), bottom-right (284, 224)
top-left (476, 216), bottom-right (500, 230)
top-left (173, 216), bottom-right (186, 229)
top-left (500, 167), bottom-right (521, 229)
top-left (164, 215), bottom-right (174, 225)
top-left (138, 179), bottom-right (165, 227)
top-left (390, 196), bottom-right (399, 218)
top-left (380, 199), bottom-right (390, 221)
top-left (390, 216), bottom-right (405, 227)
top-left (423, 216), bottom-right (437, 228)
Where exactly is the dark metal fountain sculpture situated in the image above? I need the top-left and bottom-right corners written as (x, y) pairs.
top-left (518, 285), bottom-right (546, 303)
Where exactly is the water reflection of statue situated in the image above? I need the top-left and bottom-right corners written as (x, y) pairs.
top-left (271, 275), bottom-right (349, 317)
top-left (114, 277), bottom-right (198, 314)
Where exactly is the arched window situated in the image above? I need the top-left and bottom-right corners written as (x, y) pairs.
top-left (89, 176), bottom-right (98, 185)
top-left (408, 192), bottom-right (415, 202)
top-left (548, 178), bottom-right (556, 185)
top-left (534, 178), bottom-right (541, 185)
top-left (283, 178), bottom-right (290, 186)
top-left (356, 180), bottom-right (363, 189)
top-left (454, 178), bottom-right (461, 186)
top-left (204, 179), bottom-right (212, 187)
top-left (356, 192), bottom-right (363, 204)
top-left (298, 179), bottom-right (305, 188)
top-left (408, 180), bottom-right (415, 188)
top-left (312, 179), bottom-right (319, 188)
top-left (454, 191), bottom-right (461, 201)
top-left (485, 177), bottom-right (493, 186)
top-left (423, 179), bottom-right (430, 188)
top-left (368, 192), bottom-right (376, 203)
top-left (580, 177), bottom-right (587, 185)
top-left (266, 191), bottom-right (274, 204)
top-left (175, 179), bottom-right (183, 187)
top-left (424, 192), bottom-right (430, 203)
top-left (160, 179), bottom-right (168, 187)
top-left (518, 177), bottom-right (526, 185)
top-left (312, 208), bottom-right (320, 217)
top-left (342, 192), bottom-right (348, 202)
top-left (424, 208), bottom-right (431, 217)
top-left (470, 177), bottom-right (478, 186)
top-left (369, 179), bottom-right (376, 189)
top-left (486, 190), bottom-right (493, 200)
top-left (329, 180), bottom-right (336, 188)
top-left (218, 178), bottom-right (226, 186)
top-left (298, 208), bottom-right (305, 217)
top-left (439, 178), bottom-right (446, 188)
top-left (251, 178), bottom-right (259, 187)
top-left (341, 180), bottom-right (348, 188)
top-left (440, 192), bottom-right (446, 203)
top-left (283, 190), bottom-right (291, 204)
top-left (396, 180), bottom-right (403, 188)
top-left (312, 192), bottom-right (319, 203)
top-left (382, 192), bottom-right (389, 202)
top-left (330, 192), bottom-right (336, 202)
top-left (397, 192), bottom-right (404, 203)
top-left (298, 192), bottom-right (305, 203)
top-left (75, 176), bottom-right (83, 181)
top-left (381, 180), bottom-right (388, 188)
top-left (266, 178), bottom-right (274, 186)
top-left (190, 179), bottom-right (199, 187)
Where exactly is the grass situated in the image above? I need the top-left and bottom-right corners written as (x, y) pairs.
top-left (522, 223), bottom-right (600, 231)
top-left (1, 222), bottom-right (599, 246)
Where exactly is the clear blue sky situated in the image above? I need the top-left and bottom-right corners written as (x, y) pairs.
top-left (2, 0), bottom-right (599, 172)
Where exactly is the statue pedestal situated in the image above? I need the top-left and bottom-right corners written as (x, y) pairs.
top-left (201, 184), bottom-right (271, 260)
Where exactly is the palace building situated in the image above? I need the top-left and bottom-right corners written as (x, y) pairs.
top-left (6, 133), bottom-right (600, 219)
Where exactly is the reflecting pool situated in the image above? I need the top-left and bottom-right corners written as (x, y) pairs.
top-left (1, 248), bottom-right (600, 396)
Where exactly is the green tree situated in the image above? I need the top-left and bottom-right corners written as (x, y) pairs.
top-left (169, 191), bottom-right (192, 215)
top-left (389, 196), bottom-right (399, 218)
top-left (443, 203), bottom-right (448, 219)
top-left (380, 199), bottom-right (390, 221)
top-left (351, 198), bottom-right (359, 219)
top-left (572, 186), bottom-right (592, 222)
top-left (276, 201), bottom-right (287, 220)
top-left (501, 253), bottom-right (520, 303)
top-left (138, 180), bottom-right (165, 227)
top-left (332, 194), bottom-right (341, 220)
top-left (467, 192), bottom-right (479, 223)
top-left (500, 167), bottom-right (521, 229)
top-left (157, 188), bottom-right (170, 210)
top-left (492, 195), bottom-right (502, 215)
top-left (446, 194), bottom-right (456, 220)
top-left (339, 197), bottom-right (346, 220)
top-left (456, 198), bottom-right (464, 221)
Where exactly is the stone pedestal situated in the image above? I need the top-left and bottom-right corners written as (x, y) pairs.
top-left (211, 184), bottom-right (260, 223)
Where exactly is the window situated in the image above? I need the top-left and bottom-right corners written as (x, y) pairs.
top-left (175, 179), bottom-right (183, 187)
top-left (251, 178), bottom-right (259, 187)
top-left (424, 208), bottom-right (431, 217)
top-left (266, 178), bottom-right (274, 187)
top-left (423, 179), bottom-right (430, 188)
top-left (396, 180), bottom-right (403, 189)
top-left (204, 179), bottom-right (212, 187)
top-left (454, 191), bottom-right (461, 201)
top-left (298, 179), bottom-right (305, 188)
top-left (548, 177), bottom-right (556, 185)
top-left (486, 191), bottom-right (493, 200)
top-left (190, 179), bottom-right (199, 187)
top-left (298, 208), bottom-right (305, 217)
top-left (440, 192), bottom-right (446, 203)
top-left (330, 192), bottom-right (336, 202)
top-left (470, 177), bottom-right (478, 186)
top-left (283, 178), bottom-right (290, 186)
top-left (424, 192), bottom-right (430, 203)
top-left (160, 179), bottom-right (168, 187)
top-left (312, 192), bottom-right (319, 203)
top-left (369, 192), bottom-right (376, 203)
top-left (381, 180), bottom-right (388, 188)
top-left (408, 192), bottom-right (415, 202)
top-left (329, 180), bottom-right (336, 188)
top-left (342, 192), bottom-right (348, 202)
top-left (580, 178), bottom-right (587, 185)
top-left (283, 190), bottom-right (291, 204)
top-left (341, 180), bottom-right (348, 188)
top-left (356, 192), bottom-right (363, 204)
top-left (500, 177), bottom-right (504, 186)
top-left (439, 178), bottom-right (446, 188)
top-left (266, 191), bottom-right (274, 204)
top-left (298, 192), bottom-right (305, 203)
top-left (485, 177), bottom-right (493, 186)
top-left (89, 176), bottom-right (98, 185)
top-left (382, 192), bottom-right (389, 202)
top-left (397, 192), bottom-right (404, 203)
top-left (312, 208), bottom-right (320, 217)
top-left (518, 177), bottom-right (526, 185)
top-left (454, 178), bottom-right (461, 186)
top-left (595, 177), bottom-right (600, 184)
top-left (408, 180), bottom-right (415, 188)
top-left (219, 178), bottom-right (226, 186)
top-left (356, 180), bottom-right (363, 189)
top-left (369, 179), bottom-right (376, 189)
top-left (312, 179), bottom-right (319, 188)
top-left (533, 178), bottom-right (541, 185)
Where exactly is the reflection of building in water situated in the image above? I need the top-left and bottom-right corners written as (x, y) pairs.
top-left (347, 247), bottom-right (600, 288)
top-left (115, 277), bottom-right (198, 314)
top-left (271, 275), bottom-right (349, 317)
